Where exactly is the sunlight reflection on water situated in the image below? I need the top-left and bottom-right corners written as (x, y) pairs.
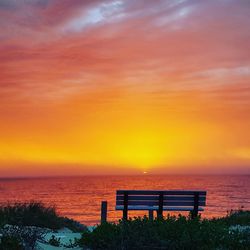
top-left (0, 175), bottom-right (249, 225)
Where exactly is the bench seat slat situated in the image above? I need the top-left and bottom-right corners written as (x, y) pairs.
top-left (116, 195), bottom-right (206, 202)
top-left (116, 205), bottom-right (204, 211)
top-left (116, 200), bottom-right (206, 206)
top-left (117, 190), bottom-right (206, 196)
top-left (115, 190), bottom-right (207, 218)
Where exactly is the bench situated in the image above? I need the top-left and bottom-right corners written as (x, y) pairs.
top-left (115, 190), bottom-right (207, 220)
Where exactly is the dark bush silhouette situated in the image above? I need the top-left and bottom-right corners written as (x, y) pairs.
top-left (79, 211), bottom-right (250, 250)
top-left (0, 202), bottom-right (87, 231)
top-left (0, 235), bottom-right (23, 250)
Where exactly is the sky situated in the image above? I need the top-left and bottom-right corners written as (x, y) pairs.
top-left (0, 0), bottom-right (250, 176)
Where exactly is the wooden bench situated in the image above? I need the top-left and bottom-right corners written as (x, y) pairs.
top-left (115, 190), bottom-right (207, 220)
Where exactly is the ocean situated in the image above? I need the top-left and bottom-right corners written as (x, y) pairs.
top-left (0, 175), bottom-right (249, 225)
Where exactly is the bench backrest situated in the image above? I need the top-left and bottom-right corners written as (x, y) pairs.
top-left (116, 190), bottom-right (206, 211)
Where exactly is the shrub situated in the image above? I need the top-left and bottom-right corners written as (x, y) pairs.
top-left (48, 235), bottom-right (60, 247)
top-left (0, 202), bottom-right (87, 232)
top-left (0, 235), bottom-right (23, 250)
top-left (216, 209), bottom-right (250, 226)
top-left (0, 224), bottom-right (45, 250)
top-left (79, 211), bottom-right (250, 250)
top-left (0, 202), bottom-right (60, 229)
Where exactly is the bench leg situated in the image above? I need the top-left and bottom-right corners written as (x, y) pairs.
top-left (149, 210), bottom-right (154, 221)
top-left (157, 192), bottom-right (163, 219)
top-left (157, 210), bottom-right (163, 219)
top-left (123, 209), bottom-right (128, 221)
top-left (191, 210), bottom-right (198, 219)
top-left (123, 191), bottom-right (128, 221)
top-left (191, 192), bottom-right (199, 219)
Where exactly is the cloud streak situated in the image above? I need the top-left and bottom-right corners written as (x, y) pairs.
top-left (0, 0), bottom-right (250, 174)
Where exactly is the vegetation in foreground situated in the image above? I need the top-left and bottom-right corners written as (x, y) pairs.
top-left (0, 202), bottom-right (249, 250)
top-left (79, 210), bottom-right (250, 250)
top-left (0, 202), bottom-right (87, 249)
top-left (0, 202), bottom-right (86, 231)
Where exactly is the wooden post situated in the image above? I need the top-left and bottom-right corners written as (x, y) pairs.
top-left (101, 201), bottom-right (107, 224)
top-left (192, 192), bottom-right (199, 219)
top-left (123, 191), bottom-right (128, 220)
top-left (157, 192), bottom-right (163, 219)
top-left (149, 210), bottom-right (154, 221)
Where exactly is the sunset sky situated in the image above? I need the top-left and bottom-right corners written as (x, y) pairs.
top-left (0, 0), bottom-right (250, 176)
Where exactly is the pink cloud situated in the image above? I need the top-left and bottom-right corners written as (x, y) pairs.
top-left (0, 0), bottom-right (249, 106)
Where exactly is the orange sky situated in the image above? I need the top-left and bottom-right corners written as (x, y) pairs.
top-left (0, 0), bottom-right (250, 176)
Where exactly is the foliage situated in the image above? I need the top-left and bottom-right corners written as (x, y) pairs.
top-left (216, 209), bottom-right (250, 226)
top-left (0, 202), bottom-right (87, 232)
top-left (48, 235), bottom-right (60, 247)
top-left (79, 211), bottom-right (250, 250)
top-left (63, 238), bottom-right (80, 248)
top-left (0, 224), bottom-right (44, 250)
top-left (0, 235), bottom-right (23, 250)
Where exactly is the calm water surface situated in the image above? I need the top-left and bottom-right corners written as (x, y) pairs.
top-left (0, 175), bottom-right (249, 225)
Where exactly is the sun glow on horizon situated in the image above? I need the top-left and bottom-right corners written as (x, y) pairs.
top-left (0, 0), bottom-right (250, 176)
